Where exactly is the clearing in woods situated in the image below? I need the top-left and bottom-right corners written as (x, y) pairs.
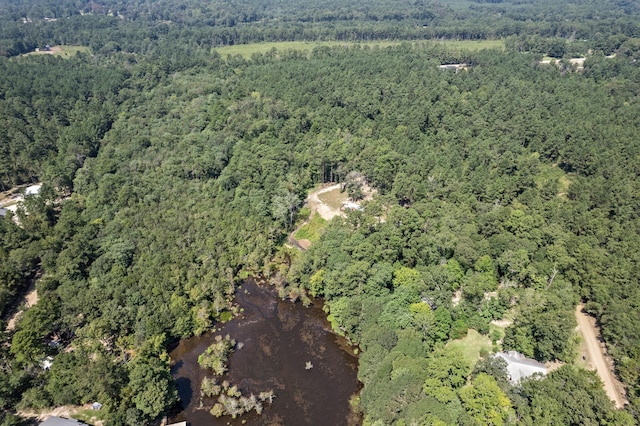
top-left (290, 182), bottom-right (376, 250)
top-left (575, 304), bottom-right (628, 408)
top-left (214, 39), bottom-right (505, 59)
top-left (314, 184), bottom-right (348, 218)
top-left (445, 329), bottom-right (494, 368)
top-left (23, 45), bottom-right (90, 58)
top-left (289, 184), bottom-right (345, 250)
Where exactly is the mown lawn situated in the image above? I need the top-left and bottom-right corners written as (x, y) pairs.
top-left (446, 329), bottom-right (496, 368)
top-left (428, 39), bottom-right (505, 51)
top-left (214, 41), bottom-right (401, 58)
top-left (295, 214), bottom-right (328, 242)
top-left (214, 39), bottom-right (504, 59)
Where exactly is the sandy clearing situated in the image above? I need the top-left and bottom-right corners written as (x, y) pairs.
top-left (575, 304), bottom-right (627, 408)
top-left (19, 403), bottom-right (103, 425)
top-left (20, 405), bottom-right (75, 421)
top-left (288, 184), bottom-right (345, 251)
top-left (490, 319), bottom-right (513, 328)
top-left (297, 239), bottom-right (311, 250)
top-left (451, 289), bottom-right (462, 307)
top-left (308, 184), bottom-right (344, 221)
top-left (545, 359), bottom-right (565, 373)
top-left (0, 184), bottom-right (28, 204)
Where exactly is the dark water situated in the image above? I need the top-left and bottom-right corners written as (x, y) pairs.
top-left (169, 280), bottom-right (361, 426)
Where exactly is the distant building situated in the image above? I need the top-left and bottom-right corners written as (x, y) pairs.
top-left (25, 184), bottom-right (42, 196)
top-left (438, 63), bottom-right (468, 72)
top-left (40, 417), bottom-right (86, 426)
top-left (341, 201), bottom-right (363, 211)
top-left (91, 402), bottom-right (102, 410)
top-left (41, 356), bottom-right (54, 370)
top-left (0, 207), bottom-right (6, 217)
top-left (495, 351), bottom-right (547, 384)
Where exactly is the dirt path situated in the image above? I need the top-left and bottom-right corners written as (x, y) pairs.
top-left (575, 304), bottom-right (627, 408)
top-left (5, 282), bottom-right (39, 332)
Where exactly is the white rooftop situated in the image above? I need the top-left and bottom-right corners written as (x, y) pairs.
top-left (25, 184), bottom-right (42, 196)
top-left (495, 351), bottom-right (547, 384)
top-left (40, 417), bottom-right (86, 426)
top-left (342, 201), bottom-right (363, 211)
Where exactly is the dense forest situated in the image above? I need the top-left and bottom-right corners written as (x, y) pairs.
top-left (1, 0), bottom-right (640, 424)
top-left (1, 0), bottom-right (640, 56)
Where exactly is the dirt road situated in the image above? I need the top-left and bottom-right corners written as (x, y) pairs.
top-left (575, 304), bottom-right (627, 408)
top-left (5, 282), bottom-right (39, 332)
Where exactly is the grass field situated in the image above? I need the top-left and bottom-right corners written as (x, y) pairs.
top-left (295, 214), bottom-right (328, 242)
top-left (317, 187), bottom-right (348, 211)
top-left (214, 39), bottom-right (504, 59)
top-left (24, 45), bottom-right (90, 58)
top-left (73, 408), bottom-right (107, 424)
top-left (446, 329), bottom-right (496, 368)
top-left (429, 39), bottom-right (504, 51)
top-left (214, 41), bottom-right (401, 58)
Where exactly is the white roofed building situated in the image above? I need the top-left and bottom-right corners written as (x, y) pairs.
top-left (40, 417), bottom-right (86, 426)
top-left (495, 351), bottom-right (547, 384)
top-left (25, 184), bottom-right (42, 196)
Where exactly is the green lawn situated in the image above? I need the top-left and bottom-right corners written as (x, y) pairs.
top-left (65, 408), bottom-right (106, 425)
top-left (214, 41), bottom-right (401, 59)
top-left (429, 39), bottom-right (505, 51)
top-left (295, 214), bottom-right (328, 242)
top-left (446, 329), bottom-right (495, 368)
top-left (214, 39), bottom-right (504, 59)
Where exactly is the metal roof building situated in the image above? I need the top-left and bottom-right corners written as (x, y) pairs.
top-left (495, 351), bottom-right (548, 384)
top-left (40, 417), bottom-right (87, 426)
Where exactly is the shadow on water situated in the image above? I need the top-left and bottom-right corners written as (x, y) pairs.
top-left (169, 279), bottom-right (361, 425)
top-left (174, 375), bottom-right (192, 412)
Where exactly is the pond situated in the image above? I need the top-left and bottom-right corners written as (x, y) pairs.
top-left (169, 279), bottom-right (361, 425)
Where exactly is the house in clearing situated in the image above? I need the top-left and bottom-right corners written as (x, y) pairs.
top-left (0, 207), bottom-right (6, 217)
top-left (439, 63), bottom-right (468, 72)
top-left (341, 201), bottom-right (364, 211)
top-left (25, 184), bottom-right (42, 196)
top-left (495, 351), bottom-right (547, 384)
